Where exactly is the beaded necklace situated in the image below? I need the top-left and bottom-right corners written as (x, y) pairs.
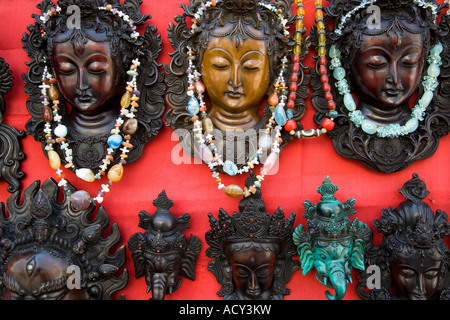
top-left (329, 0), bottom-right (442, 139)
top-left (186, 0), bottom-right (329, 198)
top-left (39, 4), bottom-right (142, 207)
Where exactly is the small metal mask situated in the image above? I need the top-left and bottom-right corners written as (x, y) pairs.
top-left (357, 173), bottom-right (450, 300)
top-left (293, 176), bottom-right (372, 300)
top-left (205, 172), bottom-right (299, 300)
top-left (127, 190), bottom-right (201, 300)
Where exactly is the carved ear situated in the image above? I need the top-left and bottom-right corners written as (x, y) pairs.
top-left (351, 238), bottom-right (366, 271)
top-left (293, 225), bottom-right (314, 275)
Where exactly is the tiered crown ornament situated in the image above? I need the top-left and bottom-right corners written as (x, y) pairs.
top-left (357, 173), bottom-right (450, 300)
top-left (127, 190), bottom-right (201, 300)
top-left (0, 178), bottom-right (128, 300)
top-left (23, 0), bottom-right (165, 206)
top-left (0, 57), bottom-right (25, 194)
top-left (205, 172), bottom-right (299, 300)
top-left (292, 176), bottom-right (372, 300)
top-left (310, 0), bottom-right (450, 173)
top-left (165, 0), bottom-right (334, 199)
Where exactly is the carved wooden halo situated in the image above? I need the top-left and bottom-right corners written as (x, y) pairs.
top-left (127, 190), bottom-right (201, 300)
top-left (164, 0), bottom-right (310, 170)
top-left (0, 177), bottom-right (129, 300)
top-left (0, 57), bottom-right (25, 193)
top-left (310, 0), bottom-right (450, 173)
top-left (22, 0), bottom-right (165, 171)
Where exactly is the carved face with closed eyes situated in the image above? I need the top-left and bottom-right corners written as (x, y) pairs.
top-left (201, 37), bottom-right (271, 132)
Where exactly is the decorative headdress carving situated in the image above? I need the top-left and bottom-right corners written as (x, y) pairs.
top-left (0, 57), bottom-right (25, 193)
top-left (205, 171), bottom-right (299, 300)
top-left (0, 178), bottom-right (128, 300)
top-left (357, 173), bottom-right (450, 300)
top-left (293, 176), bottom-right (372, 300)
top-left (127, 190), bottom-right (201, 300)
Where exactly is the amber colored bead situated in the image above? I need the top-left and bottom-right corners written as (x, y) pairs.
top-left (317, 21), bottom-right (326, 30)
top-left (269, 93), bottom-right (279, 106)
top-left (49, 86), bottom-right (59, 100)
top-left (328, 100), bottom-right (336, 110)
top-left (297, 7), bottom-right (305, 16)
top-left (293, 45), bottom-right (302, 55)
top-left (324, 91), bottom-right (333, 101)
top-left (315, 9), bottom-right (324, 18)
top-left (294, 32), bottom-right (303, 42)
top-left (315, 0), bottom-right (322, 5)
top-left (48, 150), bottom-right (61, 170)
top-left (123, 118), bottom-right (138, 135)
top-left (41, 106), bottom-right (53, 122)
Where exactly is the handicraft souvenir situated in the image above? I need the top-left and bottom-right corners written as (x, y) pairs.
top-left (292, 176), bottom-right (372, 300)
top-left (22, 0), bottom-right (165, 204)
top-left (127, 190), bottom-right (201, 300)
top-left (310, 0), bottom-right (450, 172)
top-left (205, 172), bottom-right (299, 300)
top-left (165, 0), bottom-right (334, 198)
top-left (0, 57), bottom-right (25, 193)
top-left (0, 178), bottom-right (128, 300)
top-left (357, 173), bottom-right (450, 300)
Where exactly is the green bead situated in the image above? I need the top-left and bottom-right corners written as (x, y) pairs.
top-left (254, 181), bottom-right (261, 188)
top-left (333, 67), bottom-right (346, 81)
top-left (419, 91), bottom-right (434, 108)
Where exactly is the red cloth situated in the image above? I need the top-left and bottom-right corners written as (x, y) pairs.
top-left (0, 0), bottom-right (448, 300)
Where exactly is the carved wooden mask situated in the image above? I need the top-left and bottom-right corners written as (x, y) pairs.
top-left (357, 173), bottom-right (450, 300)
top-left (0, 178), bottom-right (128, 300)
top-left (128, 190), bottom-right (201, 300)
top-left (310, 0), bottom-right (450, 173)
top-left (22, 0), bottom-right (165, 172)
top-left (205, 172), bottom-right (299, 300)
top-left (0, 57), bottom-right (25, 193)
top-left (164, 0), bottom-right (310, 169)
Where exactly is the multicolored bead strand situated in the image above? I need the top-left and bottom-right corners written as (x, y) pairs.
top-left (39, 4), bottom-right (142, 207)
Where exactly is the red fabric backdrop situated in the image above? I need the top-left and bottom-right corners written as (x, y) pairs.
top-left (0, 0), bottom-right (448, 300)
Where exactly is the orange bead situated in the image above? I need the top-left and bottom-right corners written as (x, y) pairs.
top-left (268, 93), bottom-right (279, 106)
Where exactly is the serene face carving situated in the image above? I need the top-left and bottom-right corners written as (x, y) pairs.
top-left (390, 252), bottom-right (442, 300)
top-left (201, 37), bottom-right (270, 131)
top-left (2, 251), bottom-right (87, 300)
top-left (51, 38), bottom-right (120, 117)
top-left (227, 242), bottom-right (278, 299)
top-left (352, 29), bottom-right (424, 113)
